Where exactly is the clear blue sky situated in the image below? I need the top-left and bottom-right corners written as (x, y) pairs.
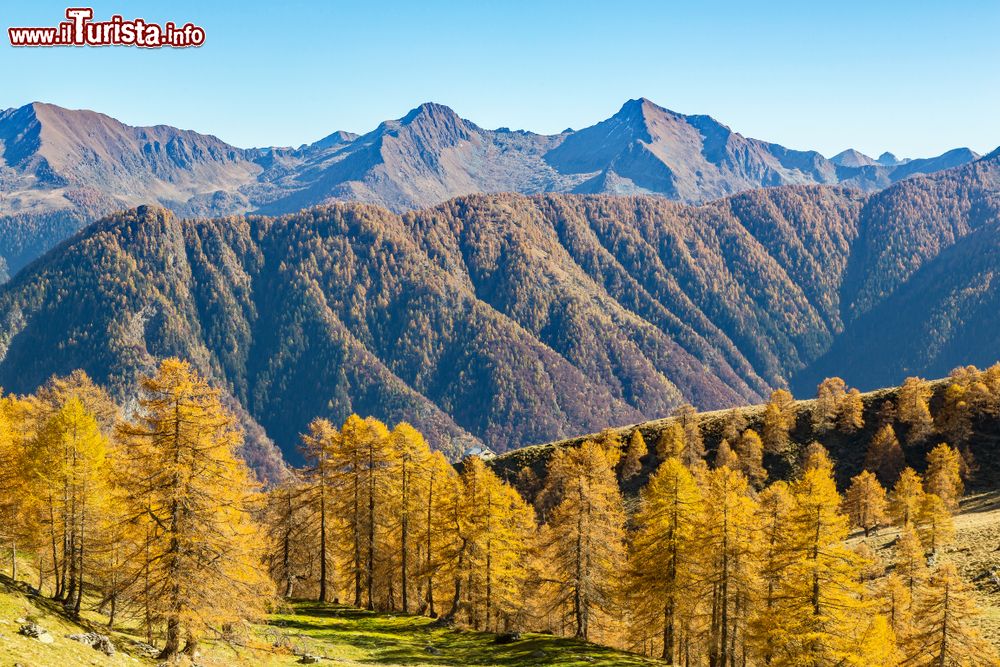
top-left (1, 0), bottom-right (997, 158)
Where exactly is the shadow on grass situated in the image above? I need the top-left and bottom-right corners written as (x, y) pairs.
top-left (273, 600), bottom-right (662, 666)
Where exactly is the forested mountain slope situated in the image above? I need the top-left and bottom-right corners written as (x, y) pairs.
top-left (0, 99), bottom-right (981, 280)
top-left (0, 150), bottom-right (998, 465)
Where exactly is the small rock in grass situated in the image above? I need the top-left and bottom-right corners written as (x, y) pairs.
top-left (298, 655), bottom-right (321, 664)
top-left (18, 623), bottom-right (54, 643)
top-left (68, 632), bottom-right (116, 656)
top-left (494, 631), bottom-right (521, 644)
top-left (425, 645), bottom-right (442, 655)
top-left (530, 649), bottom-right (547, 659)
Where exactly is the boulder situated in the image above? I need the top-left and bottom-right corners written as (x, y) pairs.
top-left (494, 631), bottom-right (521, 644)
top-left (68, 632), bottom-right (115, 656)
top-left (18, 623), bottom-right (54, 643)
top-left (298, 655), bottom-right (321, 664)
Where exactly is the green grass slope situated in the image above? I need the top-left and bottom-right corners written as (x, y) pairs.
top-left (0, 577), bottom-right (661, 666)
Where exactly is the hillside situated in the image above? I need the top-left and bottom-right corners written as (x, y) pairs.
top-left (0, 150), bottom-right (999, 467)
top-left (489, 374), bottom-right (1000, 494)
top-left (0, 98), bottom-right (982, 278)
top-left (0, 577), bottom-right (659, 666)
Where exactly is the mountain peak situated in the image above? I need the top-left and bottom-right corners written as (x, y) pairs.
top-left (830, 149), bottom-right (877, 168)
top-left (400, 102), bottom-right (463, 125)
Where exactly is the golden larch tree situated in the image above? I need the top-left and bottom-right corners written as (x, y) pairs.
top-left (629, 455), bottom-right (702, 662)
top-left (844, 471), bottom-right (888, 537)
top-left (117, 359), bottom-right (272, 660)
top-left (540, 439), bottom-right (626, 642)
top-left (924, 443), bottom-right (964, 511)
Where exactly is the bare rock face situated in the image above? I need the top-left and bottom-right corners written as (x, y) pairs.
top-left (0, 99), bottom-right (983, 278)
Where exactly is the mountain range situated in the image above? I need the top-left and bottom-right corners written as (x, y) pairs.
top-left (0, 98), bottom-right (980, 280)
top-left (0, 146), bottom-right (998, 474)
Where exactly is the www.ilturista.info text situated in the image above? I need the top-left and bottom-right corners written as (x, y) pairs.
top-left (8, 8), bottom-right (205, 48)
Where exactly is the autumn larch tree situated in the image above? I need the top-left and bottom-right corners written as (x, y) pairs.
top-left (619, 430), bottom-right (647, 481)
top-left (736, 428), bottom-right (767, 489)
top-left (897, 377), bottom-right (934, 445)
top-left (924, 443), bottom-right (964, 511)
top-left (698, 465), bottom-right (758, 667)
top-left (762, 389), bottom-right (796, 456)
top-left (748, 481), bottom-right (793, 666)
top-left (838, 388), bottom-right (865, 433)
top-left (813, 377), bottom-right (847, 432)
top-left (865, 423), bottom-right (905, 486)
top-left (116, 359), bottom-right (272, 660)
top-left (540, 439), bottom-right (626, 642)
top-left (916, 493), bottom-right (955, 555)
top-left (629, 455), bottom-right (702, 661)
top-left (889, 468), bottom-right (925, 528)
top-left (905, 560), bottom-right (998, 666)
top-left (844, 471), bottom-right (888, 537)
top-left (673, 405), bottom-right (705, 469)
top-left (299, 418), bottom-right (340, 602)
top-left (773, 458), bottom-right (871, 664)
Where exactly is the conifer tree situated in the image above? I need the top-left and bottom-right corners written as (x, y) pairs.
top-left (879, 573), bottom-right (913, 646)
top-left (722, 409), bottom-right (748, 444)
top-left (924, 444), bottom-right (964, 511)
top-left (762, 389), bottom-right (796, 455)
top-left (413, 450), bottom-right (458, 617)
top-left (748, 481), bottom-right (794, 665)
top-left (889, 468), bottom-right (925, 528)
top-left (936, 381), bottom-right (972, 446)
top-left (838, 388), bottom-right (865, 433)
top-left (264, 476), bottom-right (311, 599)
top-left (916, 494), bottom-right (955, 555)
top-left (844, 471), bottom-right (888, 537)
top-left (714, 439), bottom-right (739, 470)
top-left (865, 424), bottom-right (906, 486)
top-left (735, 428), bottom-right (767, 489)
top-left (540, 440), bottom-right (626, 641)
top-left (813, 377), bottom-right (847, 432)
top-left (906, 560), bottom-right (998, 666)
top-left (698, 466), bottom-right (758, 667)
top-left (117, 359), bottom-right (271, 659)
top-left (895, 524), bottom-right (927, 600)
top-left (773, 460), bottom-right (869, 664)
top-left (300, 418), bottom-right (340, 602)
top-left (673, 405), bottom-right (705, 468)
top-left (656, 422), bottom-right (685, 461)
top-left (629, 456), bottom-right (702, 662)
top-left (620, 430), bottom-right (647, 481)
top-left (897, 377), bottom-right (934, 445)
